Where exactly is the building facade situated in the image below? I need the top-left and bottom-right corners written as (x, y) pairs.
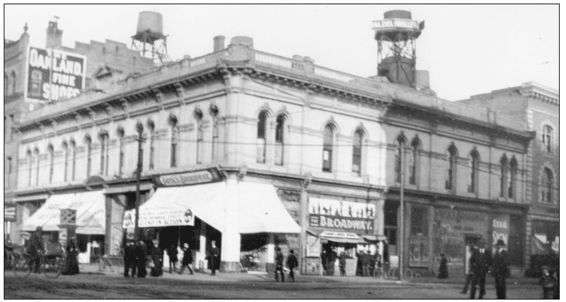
top-left (460, 82), bottom-right (559, 271)
top-left (13, 32), bottom-right (539, 276)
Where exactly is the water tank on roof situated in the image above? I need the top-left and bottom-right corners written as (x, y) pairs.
top-left (384, 10), bottom-right (412, 19)
top-left (135, 11), bottom-right (164, 42)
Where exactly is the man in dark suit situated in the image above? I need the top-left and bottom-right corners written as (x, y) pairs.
top-left (492, 239), bottom-right (509, 299)
top-left (470, 238), bottom-right (492, 299)
top-left (207, 240), bottom-right (220, 276)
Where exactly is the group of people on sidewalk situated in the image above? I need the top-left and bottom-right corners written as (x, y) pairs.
top-left (123, 239), bottom-right (221, 278)
top-left (461, 238), bottom-right (510, 299)
top-left (274, 248), bottom-right (298, 282)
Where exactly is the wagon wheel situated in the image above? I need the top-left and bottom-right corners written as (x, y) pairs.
top-left (43, 255), bottom-right (64, 279)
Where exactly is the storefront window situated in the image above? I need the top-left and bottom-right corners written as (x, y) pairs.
top-left (409, 206), bottom-right (429, 267)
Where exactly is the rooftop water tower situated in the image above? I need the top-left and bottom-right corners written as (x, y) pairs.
top-left (131, 11), bottom-right (169, 64)
top-left (372, 10), bottom-right (425, 88)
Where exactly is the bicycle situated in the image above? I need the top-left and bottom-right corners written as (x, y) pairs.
top-left (383, 266), bottom-right (421, 281)
top-left (13, 248), bottom-right (66, 279)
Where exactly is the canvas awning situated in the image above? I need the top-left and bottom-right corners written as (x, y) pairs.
top-left (22, 191), bottom-right (105, 235)
top-left (319, 231), bottom-right (366, 244)
top-left (126, 181), bottom-right (300, 234)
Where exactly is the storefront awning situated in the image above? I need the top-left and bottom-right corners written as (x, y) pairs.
top-left (129, 181), bottom-right (300, 234)
top-left (22, 191), bottom-right (105, 235)
top-left (319, 231), bottom-right (366, 244)
top-left (362, 235), bottom-right (387, 242)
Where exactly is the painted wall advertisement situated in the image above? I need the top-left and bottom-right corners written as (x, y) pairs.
top-left (26, 47), bottom-right (86, 102)
top-left (308, 197), bottom-right (375, 233)
top-left (122, 207), bottom-right (195, 228)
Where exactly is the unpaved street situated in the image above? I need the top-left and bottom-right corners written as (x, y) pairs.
top-left (4, 271), bottom-right (544, 299)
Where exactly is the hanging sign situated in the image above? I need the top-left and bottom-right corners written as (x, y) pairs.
top-left (26, 47), bottom-right (86, 102)
top-left (154, 168), bottom-right (223, 187)
top-left (122, 207), bottom-right (195, 228)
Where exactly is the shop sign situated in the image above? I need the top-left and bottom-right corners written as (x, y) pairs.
top-left (492, 214), bottom-right (509, 249)
top-left (26, 47), bottom-right (86, 102)
top-left (122, 207), bottom-right (194, 228)
top-left (306, 233), bottom-right (321, 257)
top-left (309, 197), bottom-right (375, 232)
top-left (154, 168), bottom-right (223, 187)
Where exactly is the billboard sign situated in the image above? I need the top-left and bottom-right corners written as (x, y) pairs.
top-left (308, 197), bottom-right (375, 233)
top-left (26, 47), bottom-right (86, 102)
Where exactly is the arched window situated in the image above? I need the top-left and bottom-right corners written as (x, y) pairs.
top-left (34, 148), bottom-right (40, 186)
top-left (27, 149), bottom-right (32, 186)
top-left (48, 145), bottom-right (54, 184)
top-left (11, 71), bottom-right (16, 95)
top-left (469, 149), bottom-right (480, 193)
top-left (322, 123), bottom-right (336, 172)
top-left (542, 125), bottom-right (553, 153)
top-left (500, 155), bottom-right (509, 198)
top-left (62, 141), bottom-right (69, 182)
top-left (70, 140), bottom-right (76, 180)
top-left (99, 132), bottom-right (109, 176)
top-left (446, 144), bottom-right (458, 191)
top-left (195, 109), bottom-right (204, 164)
top-left (508, 157), bottom-right (518, 199)
top-left (275, 114), bottom-right (286, 166)
top-left (394, 135), bottom-right (407, 183)
top-left (541, 168), bottom-right (553, 203)
top-left (117, 128), bottom-right (125, 175)
top-left (409, 137), bottom-right (421, 185)
top-left (85, 136), bottom-right (92, 177)
top-left (256, 111), bottom-right (268, 164)
top-left (211, 106), bottom-right (219, 162)
top-left (169, 117), bottom-right (179, 168)
top-left (147, 120), bottom-right (155, 170)
top-left (352, 129), bottom-right (363, 176)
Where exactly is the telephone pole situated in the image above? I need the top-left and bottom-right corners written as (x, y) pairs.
top-left (398, 139), bottom-right (406, 281)
top-left (134, 122), bottom-right (144, 241)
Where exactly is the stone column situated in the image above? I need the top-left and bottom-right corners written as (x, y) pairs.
top-left (299, 173), bottom-right (311, 274)
top-left (199, 222), bottom-right (207, 270)
top-left (266, 233), bottom-right (275, 273)
top-left (220, 174), bottom-right (241, 272)
top-left (375, 199), bottom-right (385, 236)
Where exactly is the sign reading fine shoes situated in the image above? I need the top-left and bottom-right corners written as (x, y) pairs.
top-left (26, 47), bottom-right (86, 102)
top-left (308, 197), bottom-right (375, 232)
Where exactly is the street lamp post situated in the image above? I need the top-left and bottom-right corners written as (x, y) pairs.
top-left (398, 140), bottom-right (406, 281)
top-left (133, 122), bottom-right (144, 241)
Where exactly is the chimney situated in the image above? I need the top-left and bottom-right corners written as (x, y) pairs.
top-left (213, 35), bottom-right (225, 52)
top-left (46, 20), bottom-right (63, 49)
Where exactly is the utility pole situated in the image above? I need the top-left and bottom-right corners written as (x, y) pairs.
top-left (398, 140), bottom-right (405, 281)
top-left (134, 122), bottom-right (144, 241)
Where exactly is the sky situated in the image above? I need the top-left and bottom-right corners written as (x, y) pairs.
top-left (4, 4), bottom-right (559, 101)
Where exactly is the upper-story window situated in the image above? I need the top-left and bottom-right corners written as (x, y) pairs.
top-left (85, 136), bottom-right (92, 177)
top-left (352, 129), bottom-right (364, 176)
top-left (11, 71), bottom-right (16, 95)
top-left (275, 114), bottom-right (286, 166)
top-left (70, 140), bottom-right (77, 180)
top-left (117, 128), bottom-right (125, 175)
top-left (394, 135), bottom-right (407, 184)
top-left (169, 116), bottom-right (179, 168)
top-left (322, 123), bottom-right (336, 172)
top-left (4, 73), bottom-right (7, 97)
top-left (62, 141), bottom-right (69, 182)
top-left (48, 145), bottom-right (54, 184)
top-left (147, 120), bottom-right (155, 170)
top-left (99, 132), bottom-right (109, 176)
top-left (508, 157), bottom-right (518, 199)
top-left (195, 109), bottom-right (204, 164)
top-left (210, 106), bottom-right (220, 162)
top-left (6, 156), bottom-right (12, 188)
top-left (256, 110), bottom-right (268, 164)
top-left (34, 148), bottom-right (40, 186)
top-left (408, 137), bottom-right (421, 185)
top-left (446, 144), bottom-right (458, 191)
top-left (499, 155), bottom-right (509, 198)
top-left (541, 167), bottom-right (554, 203)
top-left (542, 125), bottom-right (554, 153)
top-left (468, 149), bottom-right (480, 193)
top-left (27, 149), bottom-right (32, 186)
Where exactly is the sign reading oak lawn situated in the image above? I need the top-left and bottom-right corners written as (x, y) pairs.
top-left (122, 208), bottom-right (195, 228)
top-left (308, 197), bottom-right (375, 233)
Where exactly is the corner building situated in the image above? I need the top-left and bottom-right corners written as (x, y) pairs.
top-left (16, 35), bottom-right (534, 275)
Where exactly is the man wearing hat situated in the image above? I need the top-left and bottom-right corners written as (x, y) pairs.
top-left (492, 239), bottom-right (509, 299)
top-left (470, 238), bottom-right (492, 299)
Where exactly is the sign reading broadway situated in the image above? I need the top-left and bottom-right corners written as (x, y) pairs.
top-left (26, 47), bottom-right (86, 102)
top-left (309, 197), bottom-right (375, 232)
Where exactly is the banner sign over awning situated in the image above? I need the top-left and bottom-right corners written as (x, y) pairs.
top-left (154, 168), bottom-right (223, 187)
top-left (309, 197), bottom-right (375, 233)
top-left (122, 207), bottom-right (194, 228)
